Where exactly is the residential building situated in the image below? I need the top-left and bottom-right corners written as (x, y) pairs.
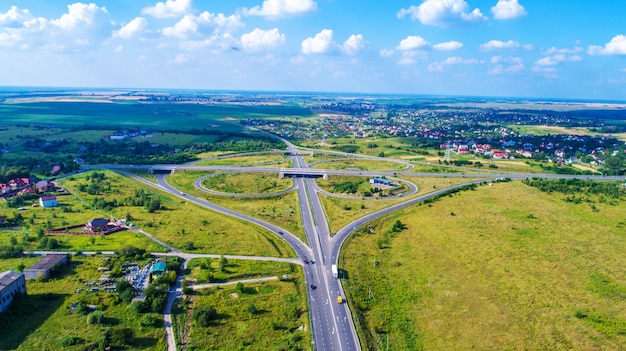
top-left (23, 254), bottom-right (68, 280)
top-left (0, 270), bottom-right (26, 313)
top-left (39, 195), bottom-right (58, 208)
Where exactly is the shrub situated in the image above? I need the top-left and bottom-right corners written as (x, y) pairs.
top-left (193, 305), bottom-right (217, 327)
top-left (61, 335), bottom-right (82, 347)
top-left (87, 310), bottom-right (104, 324)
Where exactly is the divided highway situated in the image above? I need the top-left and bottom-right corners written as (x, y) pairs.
top-left (102, 143), bottom-right (624, 351)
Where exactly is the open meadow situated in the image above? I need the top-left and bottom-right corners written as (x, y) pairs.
top-left (201, 172), bottom-right (293, 194)
top-left (182, 269), bottom-right (311, 351)
top-left (340, 180), bottom-right (626, 350)
top-left (167, 171), bottom-right (306, 242)
top-left (318, 176), bottom-right (487, 234)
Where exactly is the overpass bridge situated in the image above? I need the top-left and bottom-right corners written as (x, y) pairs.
top-left (278, 168), bottom-right (328, 179)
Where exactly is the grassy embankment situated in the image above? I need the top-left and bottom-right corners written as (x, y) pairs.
top-left (341, 180), bottom-right (626, 350)
top-left (0, 256), bottom-right (165, 350)
top-left (166, 171), bottom-right (306, 243)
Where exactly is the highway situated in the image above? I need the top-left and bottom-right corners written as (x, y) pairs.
top-left (101, 146), bottom-right (625, 351)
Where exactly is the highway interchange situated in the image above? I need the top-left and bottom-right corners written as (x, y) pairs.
top-left (101, 142), bottom-right (624, 351)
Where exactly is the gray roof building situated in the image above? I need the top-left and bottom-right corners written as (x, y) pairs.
top-left (0, 271), bottom-right (26, 313)
top-left (23, 254), bottom-right (68, 280)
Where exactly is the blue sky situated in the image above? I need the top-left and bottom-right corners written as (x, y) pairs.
top-left (1, 0), bottom-right (625, 100)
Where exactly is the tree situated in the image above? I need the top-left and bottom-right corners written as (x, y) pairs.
top-left (604, 156), bottom-right (624, 174)
top-left (193, 305), bottom-right (217, 327)
top-left (117, 280), bottom-right (136, 303)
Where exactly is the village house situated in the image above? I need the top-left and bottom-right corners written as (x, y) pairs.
top-left (39, 195), bottom-right (58, 208)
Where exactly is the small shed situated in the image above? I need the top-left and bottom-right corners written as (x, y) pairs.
top-left (39, 195), bottom-right (58, 208)
top-left (151, 261), bottom-right (167, 276)
top-left (24, 254), bottom-right (68, 280)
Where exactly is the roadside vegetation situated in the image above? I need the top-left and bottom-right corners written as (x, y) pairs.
top-left (318, 176), bottom-right (487, 234)
top-left (341, 181), bottom-right (626, 350)
top-left (167, 171), bottom-right (306, 242)
top-left (186, 258), bottom-right (297, 284)
top-left (181, 269), bottom-right (311, 350)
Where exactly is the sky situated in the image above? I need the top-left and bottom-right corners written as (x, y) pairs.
top-left (1, 0), bottom-right (626, 100)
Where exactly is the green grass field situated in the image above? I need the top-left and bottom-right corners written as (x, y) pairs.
top-left (310, 159), bottom-right (409, 171)
top-left (201, 172), bottom-right (293, 194)
top-left (0, 102), bottom-right (312, 131)
top-left (194, 153), bottom-right (290, 167)
top-left (55, 170), bottom-right (294, 257)
top-left (167, 171), bottom-right (306, 243)
top-left (0, 256), bottom-right (165, 350)
top-left (186, 258), bottom-right (297, 284)
top-left (184, 270), bottom-right (311, 350)
top-left (318, 176), bottom-right (486, 234)
top-left (340, 181), bottom-right (626, 350)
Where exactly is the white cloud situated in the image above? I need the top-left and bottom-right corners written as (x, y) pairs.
top-left (142, 0), bottom-right (191, 18)
top-left (117, 17), bottom-right (148, 39)
top-left (621, 68), bottom-right (626, 73)
top-left (170, 53), bottom-right (194, 64)
top-left (301, 29), bottom-right (334, 54)
top-left (162, 12), bottom-right (243, 40)
top-left (545, 46), bottom-right (583, 55)
top-left (397, 0), bottom-right (487, 27)
top-left (398, 57), bottom-right (417, 65)
top-left (0, 3), bottom-right (113, 51)
top-left (428, 56), bottom-right (477, 72)
top-left (589, 35), bottom-right (626, 55)
top-left (534, 54), bottom-right (582, 66)
top-left (428, 56), bottom-right (462, 71)
top-left (379, 49), bottom-right (394, 57)
top-left (50, 3), bottom-right (109, 30)
top-left (491, 0), bottom-right (527, 20)
top-left (240, 28), bottom-right (285, 52)
top-left (341, 34), bottom-right (366, 56)
top-left (115, 45), bottom-right (123, 53)
top-left (489, 55), bottom-right (523, 74)
top-left (244, 0), bottom-right (318, 18)
top-left (433, 40), bottom-right (463, 51)
top-left (0, 6), bottom-right (34, 28)
top-left (480, 40), bottom-right (520, 51)
top-left (397, 36), bottom-right (430, 51)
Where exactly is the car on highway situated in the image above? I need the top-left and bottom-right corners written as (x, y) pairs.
top-left (278, 231), bottom-right (284, 235)
top-left (303, 257), bottom-right (309, 264)
top-left (310, 284), bottom-right (316, 290)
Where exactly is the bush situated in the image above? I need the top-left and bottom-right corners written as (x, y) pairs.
top-left (61, 335), bottom-right (82, 347)
top-left (193, 305), bottom-right (217, 327)
top-left (140, 313), bottom-right (162, 327)
top-left (87, 310), bottom-right (104, 324)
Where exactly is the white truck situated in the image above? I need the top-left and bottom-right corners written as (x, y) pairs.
top-left (331, 264), bottom-right (338, 279)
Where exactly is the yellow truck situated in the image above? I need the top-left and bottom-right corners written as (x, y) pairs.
top-left (337, 296), bottom-right (343, 304)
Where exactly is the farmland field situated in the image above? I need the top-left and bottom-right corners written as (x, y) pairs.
top-left (341, 181), bottom-right (626, 350)
top-left (0, 101), bottom-right (313, 131)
